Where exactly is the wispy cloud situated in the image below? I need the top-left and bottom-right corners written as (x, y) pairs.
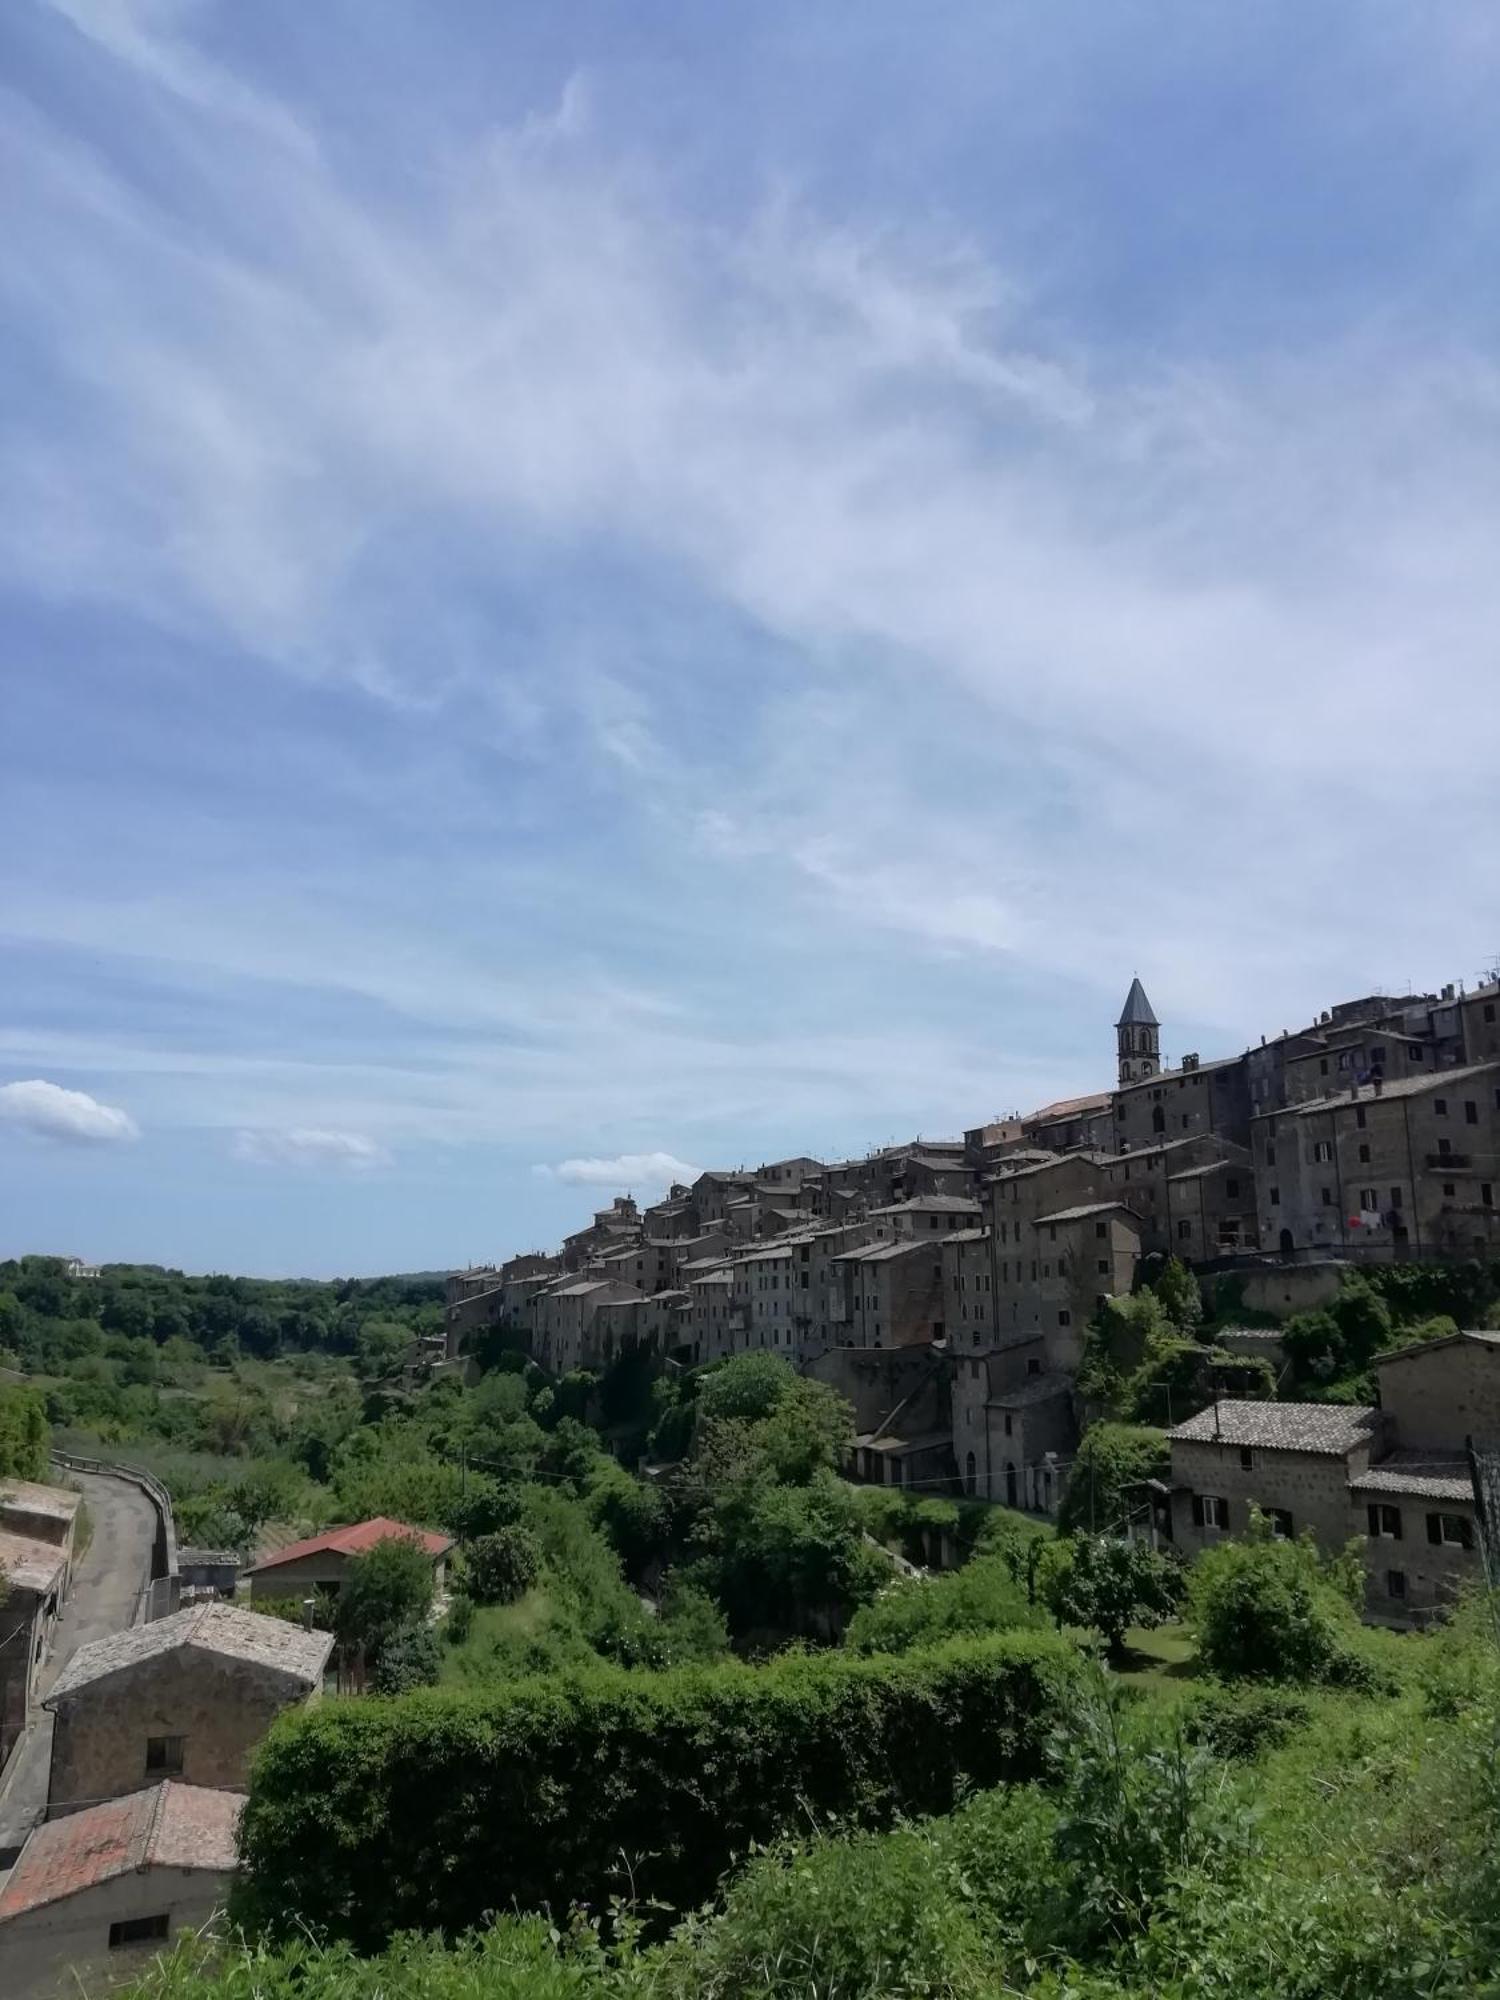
top-left (0, 1079), bottom-right (139, 1145)
top-left (536, 1151), bottom-right (701, 1192)
top-left (232, 1128), bottom-right (391, 1173)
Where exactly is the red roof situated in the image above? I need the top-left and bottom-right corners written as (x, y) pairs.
top-left (245, 1516), bottom-right (452, 1575)
top-left (0, 1783), bottom-right (241, 1920)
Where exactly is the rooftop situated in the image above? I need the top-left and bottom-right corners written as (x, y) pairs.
top-left (244, 1516), bottom-right (452, 1576)
top-left (1290, 1061), bottom-right (1500, 1117)
top-left (1117, 977), bottom-right (1159, 1028)
top-left (48, 1602), bottom-right (334, 1704)
top-left (1025, 1091), bottom-right (1112, 1123)
top-left (1349, 1453), bottom-right (1473, 1504)
top-left (989, 1370), bottom-right (1072, 1409)
top-left (0, 1526), bottom-right (68, 1595)
top-left (0, 1783), bottom-right (242, 1920)
top-left (0, 1478), bottom-right (82, 1522)
top-left (870, 1195), bottom-right (982, 1216)
top-left (1168, 1400), bottom-right (1382, 1456)
top-left (1034, 1201), bottom-right (1140, 1227)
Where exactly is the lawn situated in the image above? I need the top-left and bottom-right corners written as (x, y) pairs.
top-left (1114, 1620), bottom-right (1199, 1691)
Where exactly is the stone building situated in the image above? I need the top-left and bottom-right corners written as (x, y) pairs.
top-left (939, 1228), bottom-right (995, 1350)
top-left (951, 1333), bottom-right (1074, 1511)
top-left (1255, 1062), bottom-right (1500, 1260)
top-left (829, 1237), bottom-right (945, 1348)
top-left (1167, 1329), bottom-right (1495, 1623)
top-left (0, 1530), bottom-right (70, 1776)
top-left (528, 1275), bottom-right (645, 1373)
top-left (989, 1199), bottom-right (1143, 1359)
top-left (0, 1781), bottom-right (241, 2000)
top-left (44, 1603), bottom-right (332, 1813)
top-left (1116, 976), bottom-right (1161, 1086)
top-left (245, 1518), bottom-right (451, 1603)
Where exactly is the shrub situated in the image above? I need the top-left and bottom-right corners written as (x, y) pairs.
top-left (236, 1629), bottom-right (1084, 1948)
top-left (1180, 1682), bottom-right (1316, 1760)
top-left (369, 1621), bottom-right (442, 1695)
top-left (843, 1553), bottom-right (1042, 1654)
top-left (466, 1526), bottom-right (542, 1606)
top-left (1186, 1512), bottom-right (1367, 1685)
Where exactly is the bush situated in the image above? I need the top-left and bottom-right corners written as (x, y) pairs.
top-left (1180, 1682), bottom-right (1316, 1760)
top-left (1038, 1534), bottom-right (1183, 1659)
top-left (369, 1621), bottom-right (442, 1695)
top-left (236, 1629), bottom-right (1085, 1948)
top-left (466, 1526), bottom-right (542, 1605)
top-left (844, 1553), bottom-right (1042, 1654)
top-left (1186, 1512), bottom-right (1368, 1685)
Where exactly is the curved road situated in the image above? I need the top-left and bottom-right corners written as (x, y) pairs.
top-left (0, 1469), bottom-right (159, 1860)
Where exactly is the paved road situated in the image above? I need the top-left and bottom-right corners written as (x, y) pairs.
top-left (0, 1469), bottom-right (158, 1858)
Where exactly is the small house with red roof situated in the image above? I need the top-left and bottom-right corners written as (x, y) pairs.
top-left (0, 1780), bottom-right (240, 1999)
top-left (243, 1516), bottom-right (452, 1602)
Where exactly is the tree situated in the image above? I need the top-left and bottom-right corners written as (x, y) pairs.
top-left (1057, 1423), bottom-right (1168, 1535)
top-left (0, 1383), bottom-right (49, 1480)
top-left (1186, 1510), bottom-right (1366, 1684)
top-left (368, 1620), bottom-right (442, 1694)
top-left (466, 1526), bottom-right (541, 1605)
top-left (845, 1552), bottom-right (1042, 1655)
top-left (1039, 1534), bottom-right (1183, 1660)
top-left (696, 1352), bottom-right (796, 1426)
top-left (355, 1320), bottom-right (411, 1381)
top-left (1153, 1258), bottom-right (1204, 1337)
top-left (333, 1536), bottom-right (436, 1676)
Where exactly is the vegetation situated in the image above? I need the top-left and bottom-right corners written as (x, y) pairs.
top-left (1057, 1421), bottom-right (1167, 1534)
top-left (844, 1551), bottom-right (1042, 1654)
top-left (1185, 1507), bottom-right (1374, 1686)
top-left (1038, 1532), bottom-right (1184, 1660)
top-left (235, 1629), bottom-right (1083, 1948)
top-left (0, 1380), bottom-right (48, 1479)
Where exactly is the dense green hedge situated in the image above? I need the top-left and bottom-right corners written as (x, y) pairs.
top-left (237, 1629), bottom-right (1082, 1947)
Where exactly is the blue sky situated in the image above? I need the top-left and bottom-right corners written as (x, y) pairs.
top-left (3, 1), bottom-right (1499, 1276)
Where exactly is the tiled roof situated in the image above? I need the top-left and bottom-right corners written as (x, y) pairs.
top-left (942, 1228), bottom-right (990, 1244)
top-left (0, 1526), bottom-right (68, 1595)
top-left (989, 1371), bottom-right (1072, 1409)
top-left (1349, 1454), bottom-right (1473, 1503)
top-left (1291, 1061), bottom-right (1500, 1116)
top-left (244, 1517), bottom-right (452, 1576)
top-left (1033, 1202), bottom-right (1139, 1226)
top-left (1168, 1400), bottom-right (1382, 1456)
top-left (48, 1602), bottom-right (334, 1704)
top-left (0, 1783), bottom-right (242, 1920)
top-left (870, 1196), bottom-right (981, 1215)
top-left (1025, 1092), bottom-right (1112, 1122)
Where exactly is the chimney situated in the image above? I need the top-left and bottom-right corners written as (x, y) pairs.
top-left (1182, 1052), bottom-right (1200, 1072)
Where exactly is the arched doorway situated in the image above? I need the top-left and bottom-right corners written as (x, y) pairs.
top-left (1278, 1228), bottom-right (1294, 1257)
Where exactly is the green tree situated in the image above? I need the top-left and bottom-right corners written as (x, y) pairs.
top-left (845, 1552), bottom-right (1042, 1655)
top-left (355, 1319), bottom-right (411, 1381)
top-left (368, 1619), bottom-right (442, 1694)
top-left (697, 1351), bottom-right (795, 1425)
top-left (466, 1526), bottom-right (541, 1605)
top-left (1153, 1257), bottom-right (1204, 1337)
top-left (333, 1535), bottom-right (436, 1675)
top-left (1039, 1533), bottom-right (1183, 1660)
top-left (1057, 1422), bottom-right (1168, 1534)
top-left (0, 1383), bottom-right (49, 1480)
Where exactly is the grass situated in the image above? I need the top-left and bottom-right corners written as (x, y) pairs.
top-left (439, 1588), bottom-right (568, 1684)
top-left (1114, 1620), bottom-right (1200, 1691)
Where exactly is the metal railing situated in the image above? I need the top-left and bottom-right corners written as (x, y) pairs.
top-left (49, 1450), bottom-right (180, 1624)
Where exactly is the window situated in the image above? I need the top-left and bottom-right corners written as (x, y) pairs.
top-left (1428, 1513), bottom-right (1474, 1550)
top-left (145, 1735), bottom-right (184, 1776)
top-left (1003, 1412), bottom-right (1013, 1436)
top-left (1486, 1004), bottom-right (1496, 1024)
top-left (1226, 1177), bottom-right (1240, 1199)
top-left (1387, 1570), bottom-right (1407, 1601)
top-left (1177, 1219), bottom-right (1192, 1239)
top-left (1411, 1044), bottom-right (1425, 1061)
top-left (1367, 1503), bottom-right (1402, 1539)
top-left (1266, 1508), bottom-right (1294, 1539)
top-left (1026, 1357), bottom-right (1042, 1377)
top-left (1321, 1187), bottom-right (1334, 1207)
top-left (1356, 1106), bottom-right (1367, 1130)
top-left (1048, 1224), bottom-right (1057, 1242)
top-left (110, 1916), bottom-right (170, 1950)
top-left (1484, 1184), bottom-right (1494, 1209)
top-left (1390, 1186), bottom-right (1404, 1209)
top-left (1095, 1221), bottom-right (1108, 1239)
top-left (1435, 1098), bottom-right (1448, 1117)
top-left (1058, 1309), bottom-right (1071, 1327)
top-left (1466, 1100), bottom-right (1479, 1126)
top-left (1319, 1058), bottom-right (1329, 1075)
top-left (1358, 1143), bottom-right (1371, 1163)
top-left (1191, 1494), bottom-right (1230, 1531)
top-left (1370, 1045), bottom-right (1385, 1064)
top-left (1314, 1140), bottom-right (1333, 1163)
top-left (1443, 1183), bottom-right (1456, 1199)
top-left (1270, 1185), bottom-right (1281, 1206)
top-left (1438, 1137), bottom-right (1453, 1159)
top-left (1265, 1145), bottom-right (1275, 1167)
top-left (1360, 1188), bottom-right (1378, 1210)
top-left (1097, 1258), bottom-right (1110, 1275)
top-left (1238, 1446), bottom-right (1253, 1471)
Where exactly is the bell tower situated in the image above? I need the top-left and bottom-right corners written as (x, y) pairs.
top-left (1116, 977), bottom-right (1160, 1087)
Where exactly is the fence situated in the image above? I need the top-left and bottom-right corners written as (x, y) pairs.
top-left (49, 1450), bottom-right (180, 1625)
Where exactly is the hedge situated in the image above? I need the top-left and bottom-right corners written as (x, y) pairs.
top-left (236, 1629), bottom-right (1083, 1948)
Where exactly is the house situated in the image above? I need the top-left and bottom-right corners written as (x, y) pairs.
top-left (1166, 1329), bottom-right (1497, 1622)
top-left (176, 1546), bottom-right (241, 1601)
top-left (0, 1531), bottom-right (70, 1775)
top-left (44, 1602), bottom-right (333, 1813)
top-left (952, 1333), bottom-right (1075, 1512)
top-left (0, 1781), bottom-right (240, 2000)
top-left (830, 1238), bottom-right (945, 1348)
top-left (243, 1517), bottom-right (452, 1603)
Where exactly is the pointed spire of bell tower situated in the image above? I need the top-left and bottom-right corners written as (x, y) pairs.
top-left (1116, 977), bottom-right (1161, 1087)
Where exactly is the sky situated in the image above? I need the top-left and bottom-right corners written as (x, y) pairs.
top-left (3, 1), bottom-right (1500, 1276)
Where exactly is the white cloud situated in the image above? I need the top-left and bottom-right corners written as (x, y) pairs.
top-left (536, 1151), bottom-right (701, 1192)
top-left (232, 1127), bottom-right (391, 1172)
top-left (0, 1079), bottom-right (139, 1145)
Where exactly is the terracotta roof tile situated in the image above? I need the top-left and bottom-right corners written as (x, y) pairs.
top-left (244, 1516), bottom-right (451, 1576)
top-left (0, 1784), bottom-right (241, 1920)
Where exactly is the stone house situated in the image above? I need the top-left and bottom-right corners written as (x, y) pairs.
top-left (44, 1603), bottom-right (332, 1812)
top-left (989, 1200), bottom-right (1142, 1363)
top-left (1113, 1052), bottom-right (1252, 1156)
top-left (1254, 1062), bottom-right (1500, 1260)
top-left (1164, 1157), bottom-right (1260, 1261)
top-left (0, 1530), bottom-right (70, 1775)
top-left (528, 1275), bottom-right (645, 1373)
top-left (0, 1781), bottom-right (241, 2000)
top-left (1167, 1330), bottom-right (1496, 1622)
top-left (244, 1518), bottom-right (452, 1603)
top-left (683, 1263), bottom-right (734, 1364)
top-left (867, 1195), bottom-right (984, 1240)
top-left (951, 1333), bottom-right (1075, 1511)
top-left (830, 1238), bottom-right (945, 1348)
top-left (940, 1228), bottom-right (995, 1350)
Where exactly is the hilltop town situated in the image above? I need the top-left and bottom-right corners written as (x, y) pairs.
top-left (451, 973), bottom-right (1500, 1619)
